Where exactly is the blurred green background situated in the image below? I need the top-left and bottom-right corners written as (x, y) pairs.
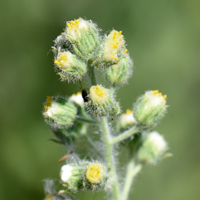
top-left (0, 0), bottom-right (200, 199)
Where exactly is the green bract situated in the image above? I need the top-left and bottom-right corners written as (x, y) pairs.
top-left (43, 96), bottom-right (77, 126)
top-left (66, 18), bottom-right (100, 60)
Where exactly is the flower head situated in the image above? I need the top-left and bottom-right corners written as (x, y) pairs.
top-left (90, 85), bottom-right (109, 104)
top-left (43, 96), bottom-right (77, 126)
top-left (54, 51), bottom-right (87, 81)
top-left (103, 30), bottom-right (125, 62)
top-left (87, 85), bottom-right (120, 117)
top-left (85, 162), bottom-right (105, 184)
top-left (119, 109), bottom-right (136, 129)
top-left (133, 90), bottom-right (167, 127)
top-left (65, 18), bottom-right (99, 60)
top-left (138, 131), bottom-right (168, 165)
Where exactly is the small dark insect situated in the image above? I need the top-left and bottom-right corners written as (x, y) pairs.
top-left (82, 89), bottom-right (89, 102)
top-left (58, 151), bottom-right (73, 162)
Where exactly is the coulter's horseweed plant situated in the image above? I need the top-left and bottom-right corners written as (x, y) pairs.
top-left (42, 18), bottom-right (171, 200)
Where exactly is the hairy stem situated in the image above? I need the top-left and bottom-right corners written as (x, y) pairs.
top-left (101, 117), bottom-right (120, 200)
top-left (111, 126), bottom-right (139, 145)
top-left (122, 159), bottom-right (142, 200)
top-left (88, 61), bottom-right (97, 85)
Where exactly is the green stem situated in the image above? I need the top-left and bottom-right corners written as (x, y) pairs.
top-left (122, 159), bottom-right (142, 200)
top-left (111, 126), bottom-right (139, 145)
top-left (101, 117), bottom-right (120, 200)
top-left (88, 61), bottom-right (97, 85)
top-left (76, 116), bottom-right (99, 124)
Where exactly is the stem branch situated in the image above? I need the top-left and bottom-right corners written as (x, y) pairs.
top-left (111, 126), bottom-right (139, 145)
top-left (122, 159), bottom-right (142, 200)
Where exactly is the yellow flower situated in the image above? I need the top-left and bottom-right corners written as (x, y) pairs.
top-left (104, 30), bottom-right (125, 62)
top-left (90, 85), bottom-right (109, 104)
top-left (86, 162), bottom-right (105, 184)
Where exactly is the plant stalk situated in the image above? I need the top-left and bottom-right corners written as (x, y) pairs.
top-left (101, 117), bottom-right (120, 200)
top-left (122, 159), bottom-right (142, 200)
top-left (88, 61), bottom-right (97, 86)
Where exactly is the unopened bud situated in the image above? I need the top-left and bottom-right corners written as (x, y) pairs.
top-left (54, 51), bottom-right (87, 82)
top-left (68, 92), bottom-right (84, 107)
top-left (133, 90), bottom-right (167, 127)
top-left (43, 96), bottom-right (77, 126)
top-left (60, 164), bottom-right (85, 191)
top-left (138, 131), bottom-right (168, 165)
top-left (66, 18), bottom-right (99, 60)
top-left (119, 109), bottom-right (136, 129)
top-left (105, 54), bottom-right (133, 86)
top-left (87, 85), bottom-right (120, 117)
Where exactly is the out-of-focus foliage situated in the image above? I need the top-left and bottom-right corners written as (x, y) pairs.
top-left (0, 0), bottom-right (199, 200)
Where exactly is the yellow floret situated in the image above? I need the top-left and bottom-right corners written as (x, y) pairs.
top-left (66, 18), bottom-right (87, 39)
top-left (54, 52), bottom-right (72, 69)
top-left (104, 30), bottom-right (125, 62)
top-left (44, 96), bottom-right (54, 109)
top-left (90, 85), bottom-right (109, 104)
top-left (86, 163), bottom-right (105, 184)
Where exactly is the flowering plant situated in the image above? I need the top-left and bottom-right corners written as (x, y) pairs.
top-left (42, 18), bottom-right (171, 200)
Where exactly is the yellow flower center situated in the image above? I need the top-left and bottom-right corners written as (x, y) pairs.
top-left (67, 19), bottom-right (79, 31)
top-left (86, 163), bottom-right (105, 184)
top-left (90, 85), bottom-right (109, 104)
top-left (54, 52), bottom-right (72, 69)
top-left (104, 30), bottom-right (125, 62)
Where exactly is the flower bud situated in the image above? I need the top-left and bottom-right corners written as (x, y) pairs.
top-left (105, 53), bottom-right (133, 86)
top-left (65, 18), bottom-right (99, 60)
top-left (103, 30), bottom-right (126, 62)
top-left (133, 90), bottom-right (167, 127)
top-left (138, 131), bottom-right (168, 165)
top-left (119, 109), bottom-right (136, 129)
top-left (60, 164), bottom-right (85, 191)
top-left (87, 85), bottom-right (120, 117)
top-left (43, 96), bottom-right (77, 126)
top-left (68, 92), bottom-right (84, 107)
top-left (85, 162), bottom-right (106, 185)
top-left (54, 51), bottom-right (87, 82)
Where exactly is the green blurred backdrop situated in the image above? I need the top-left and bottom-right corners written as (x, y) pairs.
top-left (0, 0), bottom-right (200, 199)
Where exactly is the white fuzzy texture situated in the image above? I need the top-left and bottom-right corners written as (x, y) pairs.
top-left (120, 112), bottom-right (136, 127)
top-left (145, 91), bottom-right (166, 107)
top-left (43, 101), bottom-right (63, 118)
top-left (60, 165), bottom-right (73, 182)
top-left (69, 93), bottom-right (84, 106)
top-left (147, 132), bottom-right (168, 153)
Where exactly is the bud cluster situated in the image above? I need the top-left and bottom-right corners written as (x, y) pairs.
top-left (42, 17), bottom-right (171, 200)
